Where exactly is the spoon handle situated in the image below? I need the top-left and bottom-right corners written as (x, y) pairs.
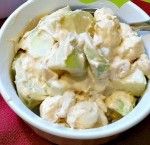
top-left (130, 20), bottom-right (150, 31)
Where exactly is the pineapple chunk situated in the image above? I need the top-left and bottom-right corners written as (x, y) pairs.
top-left (106, 91), bottom-right (136, 116)
top-left (47, 33), bottom-right (86, 76)
top-left (65, 49), bottom-right (86, 76)
top-left (112, 69), bottom-right (147, 96)
top-left (61, 10), bottom-right (94, 34)
top-left (82, 34), bottom-right (109, 79)
top-left (19, 29), bottom-right (54, 58)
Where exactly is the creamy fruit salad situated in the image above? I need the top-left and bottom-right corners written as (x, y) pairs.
top-left (12, 6), bottom-right (150, 129)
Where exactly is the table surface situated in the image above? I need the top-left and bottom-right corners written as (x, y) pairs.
top-left (0, 3), bottom-right (150, 145)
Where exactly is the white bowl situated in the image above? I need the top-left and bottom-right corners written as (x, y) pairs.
top-left (0, 0), bottom-right (150, 144)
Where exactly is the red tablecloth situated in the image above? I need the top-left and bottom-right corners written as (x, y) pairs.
top-left (0, 1), bottom-right (150, 145)
top-left (133, 0), bottom-right (150, 14)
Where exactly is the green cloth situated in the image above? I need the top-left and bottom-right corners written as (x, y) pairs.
top-left (143, 0), bottom-right (150, 3)
top-left (111, 0), bottom-right (129, 7)
top-left (79, 0), bottom-right (129, 7)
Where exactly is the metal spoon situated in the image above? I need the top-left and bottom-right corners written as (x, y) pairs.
top-left (80, 8), bottom-right (150, 31)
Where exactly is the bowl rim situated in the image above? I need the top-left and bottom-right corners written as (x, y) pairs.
top-left (0, 0), bottom-right (150, 140)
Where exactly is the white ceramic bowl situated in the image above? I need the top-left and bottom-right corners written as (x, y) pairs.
top-left (0, 0), bottom-right (150, 144)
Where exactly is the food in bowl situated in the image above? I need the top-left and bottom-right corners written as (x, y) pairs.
top-left (11, 6), bottom-right (150, 129)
